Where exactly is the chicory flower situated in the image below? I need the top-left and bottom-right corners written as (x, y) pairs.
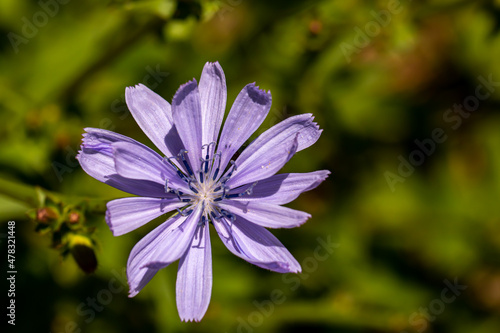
top-left (77, 62), bottom-right (328, 321)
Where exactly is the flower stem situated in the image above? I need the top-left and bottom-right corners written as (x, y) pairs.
top-left (0, 176), bottom-right (107, 214)
top-left (0, 176), bottom-right (40, 207)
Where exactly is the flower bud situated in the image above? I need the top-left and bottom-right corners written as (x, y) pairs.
top-left (36, 207), bottom-right (58, 223)
top-left (67, 211), bottom-right (80, 224)
top-left (68, 234), bottom-right (97, 274)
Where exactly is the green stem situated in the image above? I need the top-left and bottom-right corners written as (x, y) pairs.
top-left (0, 176), bottom-right (40, 207)
top-left (0, 176), bottom-right (107, 214)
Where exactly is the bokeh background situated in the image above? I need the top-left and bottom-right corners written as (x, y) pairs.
top-left (1, 0), bottom-right (500, 332)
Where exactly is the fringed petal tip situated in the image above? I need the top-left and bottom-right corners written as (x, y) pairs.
top-left (80, 128), bottom-right (117, 153)
top-left (127, 275), bottom-right (140, 298)
top-left (172, 79), bottom-right (199, 107)
top-left (310, 119), bottom-right (321, 131)
top-left (205, 60), bottom-right (221, 66)
top-left (285, 213), bottom-right (311, 229)
top-left (104, 204), bottom-right (129, 238)
top-left (125, 84), bottom-right (158, 103)
top-left (128, 277), bottom-right (148, 298)
top-left (310, 170), bottom-right (331, 190)
top-left (180, 315), bottom-right (204, 323)
top-left (307, 169), bottom-right (330, 180)
top-left (290, 264), bottom-right (302, 274)
top-left (126, 83), bottom-right (147, 91)
top-left (244, 82), bottom-right (272, 106)
top-left (104, 208), bottom-right (117, 236)
top-left (80, 131), bottom-right (92, 143)
top-left (203, 61), bottom-right (223, 73)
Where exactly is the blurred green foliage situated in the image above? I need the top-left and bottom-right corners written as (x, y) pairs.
top-left (1, 0), bottom-right (500, 332)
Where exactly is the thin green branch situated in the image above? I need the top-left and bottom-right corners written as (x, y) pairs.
top-left (0, 176), bottom-right (107, 214)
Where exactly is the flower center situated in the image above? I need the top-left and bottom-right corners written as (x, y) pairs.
top-left (162, 143), bottom-right (257, 224)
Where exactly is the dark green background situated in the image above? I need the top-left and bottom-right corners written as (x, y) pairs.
top-left (1, 0), bottom-right (500, 332)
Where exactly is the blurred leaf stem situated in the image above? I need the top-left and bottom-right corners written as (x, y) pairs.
top-left (0, 175), bottom-right (107, 214)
